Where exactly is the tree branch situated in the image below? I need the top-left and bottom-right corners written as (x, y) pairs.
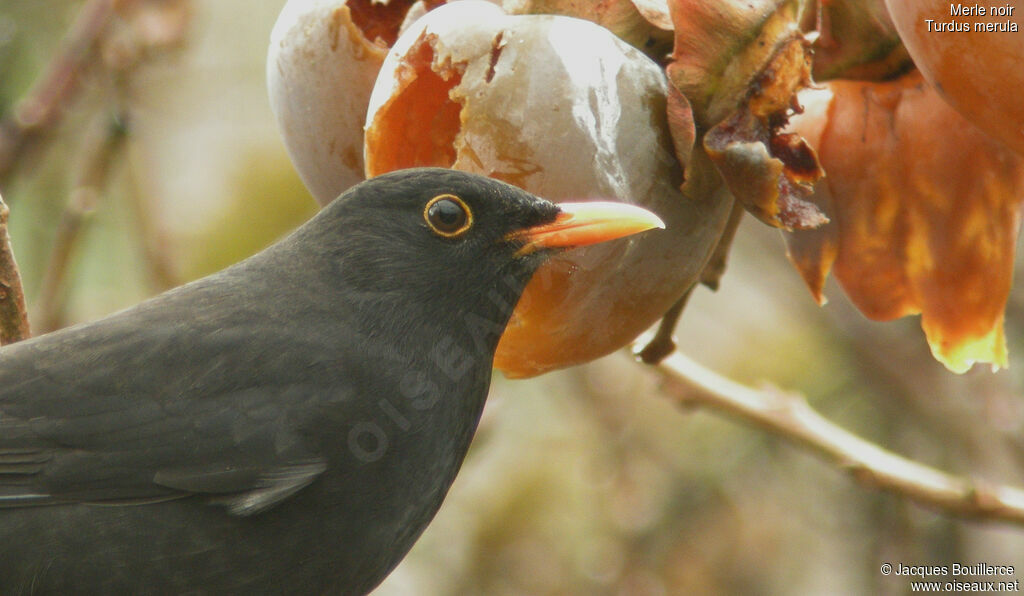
top-left (124, 152), bottom-right (179, 291)
top-left (35, 113), bottom-right (127, 333)
top-left (638, 203), bottom-right (744, 364)
top-left (0, 0), bottom-right (117, 186)
top-left (642, 345), bottom-right (1024, 525)
top-left (0, 192), bottom-right (30, 344)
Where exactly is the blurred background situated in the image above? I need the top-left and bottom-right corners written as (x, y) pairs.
top-left (2, 2), bottom-right (1023, 594)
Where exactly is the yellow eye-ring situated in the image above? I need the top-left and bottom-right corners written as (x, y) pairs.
top-left (424, 194), bottom-right (473, 238)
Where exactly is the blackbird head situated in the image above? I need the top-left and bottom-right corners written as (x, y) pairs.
top-left (288, 168), bottom-right (663, 342)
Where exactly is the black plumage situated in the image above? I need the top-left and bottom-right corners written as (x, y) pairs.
top-left (0, 168), bottom-right (660, 594)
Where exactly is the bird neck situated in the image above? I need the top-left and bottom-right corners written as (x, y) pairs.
top-left (348, 263), bottom-right (532, 362)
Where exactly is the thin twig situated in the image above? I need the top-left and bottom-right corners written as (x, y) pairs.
top-left (637, 287), bottom-right (693, 364)
top-left (0, 0), bottom-right (117, 186)
top-left (123, 154), bottom-right (178, 291)
top-left (0, 192), bottom-right (30, 344)
top-left (699, 201), bottom-right (744, 291)
top-left (35, 113), bottom-right (127, 333)
top-left (637, 202), bottom-right (745, 363)
top-left (642, 346), bottom-right (1024, 525)
top-left (97, 0), bottom-right (192, 292)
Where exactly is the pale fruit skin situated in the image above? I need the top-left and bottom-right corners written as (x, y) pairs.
top-left (365, 2), bottom-right (734, 376)
top-left (268, 0), bottom-right (389, 205)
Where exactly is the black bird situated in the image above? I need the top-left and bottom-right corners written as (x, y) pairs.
top-left (0, 168), bottom-right (662, 594)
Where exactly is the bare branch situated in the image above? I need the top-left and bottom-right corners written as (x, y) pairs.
top-left (638, 203), bottom-right (745, 364)
top-left (0, 192), bottom-right (30, 344)
top-left (698, 201), bottom-right (745, 292)
top-left (643, 346), bottom-right (1024, 525)
top-left (123, 150), bottom-right (179, 291)
top-left (637, 287), bottom-right (693, 364)
top-left (35, 114), bottom-right (127, 333)
top-left (0, 0), bottom-right (117, 185)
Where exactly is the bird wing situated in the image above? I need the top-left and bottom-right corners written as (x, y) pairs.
top-left (152, 460), bottom-right (327, 516)
top-left (0, 283), bottom-right (346, 516)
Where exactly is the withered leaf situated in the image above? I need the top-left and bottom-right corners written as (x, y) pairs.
top-left (785, 72), bottom-right (1024, 373)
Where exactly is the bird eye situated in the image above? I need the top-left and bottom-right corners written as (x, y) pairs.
top-left (424, 194), bottom-right (473, 238)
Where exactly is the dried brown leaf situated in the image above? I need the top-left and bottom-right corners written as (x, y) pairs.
top-left (701, 37), bottom-right (826, 229)
top-left (785, 72), bottom-right (1024, 372)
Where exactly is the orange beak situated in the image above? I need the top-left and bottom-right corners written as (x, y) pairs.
top-left (509, 201), bottom-right (665, 255)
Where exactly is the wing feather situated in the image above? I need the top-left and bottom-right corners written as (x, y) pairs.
top-left (0, 271), bottom-right (350, 514)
